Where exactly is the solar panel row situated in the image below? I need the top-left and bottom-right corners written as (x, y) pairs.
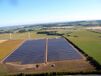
top-left (3, 38), bottom-right (83, 64)
top-left (48, 38), bottom-right (82, 61)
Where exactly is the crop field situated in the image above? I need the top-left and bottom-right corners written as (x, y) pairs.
top-left (0, 34), bottom-right (9, 39)
top-left (0, 32), bottom-right (59, 40)
top-left (3, 38), bottom-right (83, 64)
top-left (64, 29), bottom-right (101, 64)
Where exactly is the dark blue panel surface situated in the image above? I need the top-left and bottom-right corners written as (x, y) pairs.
top-left (4, 39), bottom-right (46, 64)
top-left (4, 38), bottom-right (83, 64)
top-left (48, 38), bottom-right (83, 61)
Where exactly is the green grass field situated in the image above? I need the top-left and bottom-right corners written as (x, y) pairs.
top-left (0, 32), bottom-right (59, 40)
top-left (64, 29), bottom-right (101, 64)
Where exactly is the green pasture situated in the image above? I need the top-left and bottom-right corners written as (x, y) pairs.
top-left (64, 29), bottom-right (101, 64)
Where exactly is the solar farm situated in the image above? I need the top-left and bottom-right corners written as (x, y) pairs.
top-left (2, 38), bottom-right (83, 64)
top-left (0, 30), bottom-right (95, 75)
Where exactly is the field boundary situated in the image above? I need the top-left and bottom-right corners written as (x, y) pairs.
top-left (0, 39), bottom-right (26, 63)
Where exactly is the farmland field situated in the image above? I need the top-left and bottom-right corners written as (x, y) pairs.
top-left (64, 29), bottom-right (101, 64)
top-left (0, 32), bottom-right (59, 40)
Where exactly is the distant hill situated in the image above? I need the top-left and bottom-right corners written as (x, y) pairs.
top-left (0, 20), bottom-right (101, 33)
top-left (33, 20), bottom-right (101, 27)
top-left (66, 20), bottom-right (101, 26)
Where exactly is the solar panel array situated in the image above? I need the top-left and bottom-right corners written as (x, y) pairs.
top-left (4, 39), bottom-right (46, 64)
top-left (3, 38), bottom-right (83, 64)
top-left (48, 38), bottom-right (82, 61)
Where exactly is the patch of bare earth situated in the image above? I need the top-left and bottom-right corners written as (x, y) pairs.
top-left (0, 40), bottom-right (7, 44)
top-left (4, 59), bottom-right (95, 74)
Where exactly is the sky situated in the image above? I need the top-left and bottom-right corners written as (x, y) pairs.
top-left (0, 0), bottom-right (101, 26)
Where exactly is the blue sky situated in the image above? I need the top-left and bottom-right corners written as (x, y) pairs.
top-left (0, 0), bottom-right (101, 26)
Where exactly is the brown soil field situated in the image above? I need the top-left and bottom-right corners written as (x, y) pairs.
top-left (4, 59), bottom-right (95, 74)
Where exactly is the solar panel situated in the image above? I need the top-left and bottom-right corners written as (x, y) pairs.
top-left (48, 38), bottom-right (83, 61)
top-left (3, 38), bottom-right (83, 64)
top-left (4, 39), bottom-right (46, 64)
